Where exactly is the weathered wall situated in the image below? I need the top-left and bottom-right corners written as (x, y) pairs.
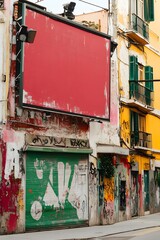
top-left (88, 55), bottom-right (119, 225)
top-left (75, 10), bottom-right (108, 34)
top-left (0, 113), bottom-right (90, 233)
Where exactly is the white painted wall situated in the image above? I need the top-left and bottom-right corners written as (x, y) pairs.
top-left (0, 0), bottom-right (15, 125)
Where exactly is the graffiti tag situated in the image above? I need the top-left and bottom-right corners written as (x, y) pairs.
top-left (25, 134), bottom-right (89, 149)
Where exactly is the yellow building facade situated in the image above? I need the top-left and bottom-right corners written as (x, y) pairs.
top-left (118, 0), bottom-right (160, 215)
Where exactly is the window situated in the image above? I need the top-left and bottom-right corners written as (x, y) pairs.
top-left (130, 111), bottom-right (145, 146)
top-left (139, 114), bottom-right (146, 132)
top-left (129, 55), bottom-right (154, 106)
top-left (138, 63), bottom-right (144, 82)
top-left (131, 0), bottom-right (154, 21)
top-left (130, 111), bottom-right (151, 148)
top-left (137, 0), bottom-right (144, 20)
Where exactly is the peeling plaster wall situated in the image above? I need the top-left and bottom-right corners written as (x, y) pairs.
top-left (0, 1), bottom-right (121, 233)
top-left (0, 130), bottom-right (25, 233)
top-left (0, 113), bottom-right (90, 233)
top-left (88, 57), bottom-right (119, 225)
top-left (89, 57), bottom-right (119, 150)
top-left (0, 0), bottom-right (14, 124)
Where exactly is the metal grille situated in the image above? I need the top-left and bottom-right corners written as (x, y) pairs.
top-left (129, 81), bottom-right (154, 107)
top-left (131, 131), bottom-right (152, 148)
top-left (132, 13), bottom-right (149, 40)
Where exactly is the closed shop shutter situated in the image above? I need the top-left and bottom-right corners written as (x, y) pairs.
top-left (26, 151), bottom-right (89, 230)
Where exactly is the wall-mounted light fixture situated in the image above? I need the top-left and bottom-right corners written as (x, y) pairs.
top-left (17, 25), bottom-right (37, 43)
top-left (63, 2), bottom-right (76, 20)
top-left (111, 40), bottom-right (118, 57)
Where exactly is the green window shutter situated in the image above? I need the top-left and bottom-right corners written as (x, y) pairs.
top-left (144, 0), bottom-right (154, 22)
top-left (129, 56), bottom-right (138, 81)
top-left (129, 56), bottom-right (138, 98)
top-left (145, 66), bottom-right (153, 90)
top-left (134, 112), bottom-right (139, 145)
top-left (134, 112), bottom-right (139, 132)
top-left (131, 111), bottom-right (139, 145)
top-left (148, 0), bottom-right (154, 21)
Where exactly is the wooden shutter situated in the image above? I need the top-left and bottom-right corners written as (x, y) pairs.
top-left (129, 56), bottom-right (138, 98)
top-left (144, 0), bottom-right (154, 22)
top-left (134, 112), bottom-right (139, 144)
top-left (129, 56), bottom-right (138, 81)
top-left (131, 111), bottom-right (139, 145)
top-left (145, 66), bottom-right (153, 90)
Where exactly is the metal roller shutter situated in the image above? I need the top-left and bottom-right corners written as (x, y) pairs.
top-left (26, 151), bottom-right (89, 230)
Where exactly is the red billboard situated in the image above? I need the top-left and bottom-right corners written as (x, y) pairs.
top-left (21, 5), bottom-right (111, 119)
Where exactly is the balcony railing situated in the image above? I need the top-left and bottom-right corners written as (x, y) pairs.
top-left (131, 131), bottom-right (152, 148)
top-left (132, 13), bottom-right (149, 41)
top-left (129, 81), bottom-right (154, 107)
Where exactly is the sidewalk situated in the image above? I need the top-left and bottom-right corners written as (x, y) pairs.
top-left (1, 213), bottom-right (160, 240)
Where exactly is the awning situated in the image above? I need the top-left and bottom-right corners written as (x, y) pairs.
top-left (25, 145), bottom-right (93, 154)
top-left (97, 144), bottom-right (129, 156)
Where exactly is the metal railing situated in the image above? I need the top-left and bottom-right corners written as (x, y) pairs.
top-left (131, 131), bottom-right (152, 148)
top-left (129, 81), bottom-right (154, 107)
top-left (132, 13), bottom-right (149, 40)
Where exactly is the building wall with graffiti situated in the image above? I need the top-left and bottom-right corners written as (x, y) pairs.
top-left (0, 0), bottom-right (113, 233)
top-left (117, 0), bottom-right (160, 221)
top-left (2, 0), bottom-right (160, 236)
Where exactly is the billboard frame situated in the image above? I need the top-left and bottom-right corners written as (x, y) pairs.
top-left (17, 0), bottom-right (111, 121)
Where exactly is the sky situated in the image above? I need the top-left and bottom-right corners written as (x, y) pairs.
top-left (30, 0), bottom-right (108, 15)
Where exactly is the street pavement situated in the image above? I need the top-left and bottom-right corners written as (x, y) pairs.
top-left (1, 213), bottom-right (160, 240)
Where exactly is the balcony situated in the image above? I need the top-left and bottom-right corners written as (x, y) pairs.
top-left (131, 131), bottom-right (152, 149)
top-left (125, 13), bottom-right (149, 45)
top-left (129, 81), bottom-right (154, 109)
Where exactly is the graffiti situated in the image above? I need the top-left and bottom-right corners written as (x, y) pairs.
top-left (89, 162), bottom-right (97, 190)
top-left (70, 139), bottom-right (88, 148)
top-left (19, 149), bottom-right (25, 175)
top-left (1, 142), bottom-right (21, 233)
top-left (4, 143), bottom-right (23, 180)
top-left (89, 162), bottom-right (97, 176)
top-left (102, 200), bottom-right (114, 223)
top-left (150, 178), bottom-right (156, 212)
top-left (121, 120), bottom-right (130, 144)
top-left (99, 175), bottom-right (104, 206)
top-left (26, 158), bottom-right (88, 226)
top-left (131, 173), bottom-right (138, 216)
top-left (119, 180), bottom-right (126, 211)
top-left (104, 178), bottom-right (114, 202)
top-left (89, 161), bottom-right (97, 222)
top-left (31, 135), bottom-right (66, 147)
top-left (101, 177), bottom-right (114, 223)
top-left (25, 134), bottom-right (89, 149)
top-left (82, 20), bottom-right (100, 30)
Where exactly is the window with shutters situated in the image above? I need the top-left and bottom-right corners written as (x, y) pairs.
top-left (129, 55), bottom-right (154, 107)
top-left (127, 0), bottom-right (154, 45)
top-left (131, 0), bottom-right (154, 22)
top-left (130, 111), bottom-right (152, 148)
